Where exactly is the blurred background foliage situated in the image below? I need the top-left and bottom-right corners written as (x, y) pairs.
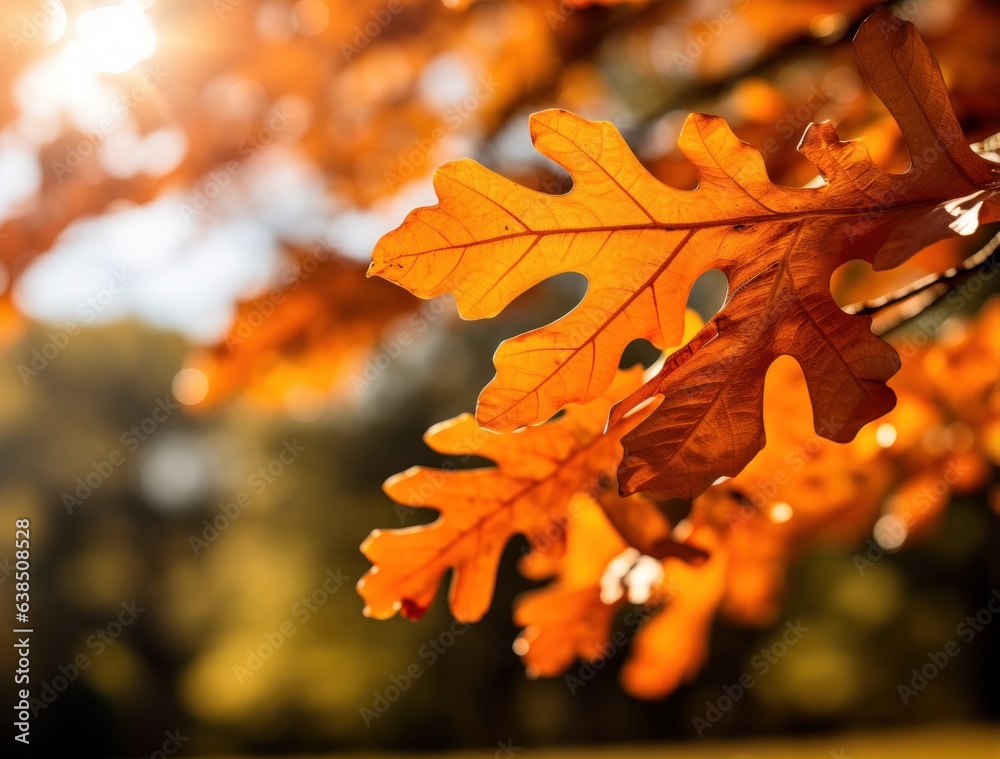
top-left (0, 0), bottom-right (998, 756)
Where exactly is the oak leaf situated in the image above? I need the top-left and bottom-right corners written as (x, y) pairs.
top-left (512, 495), bottom-right (727, 699)
top-left (512, 494), bottom-right (625, 678)
top-left (617, 525), bottom-right (728, 700)
top-left (357, 368), bottom-right (650, 623)
top-left (370, 8), bottom-right (1000, 501)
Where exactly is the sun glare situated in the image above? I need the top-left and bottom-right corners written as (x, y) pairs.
top-left (72, 0), bottom-right (158, 75)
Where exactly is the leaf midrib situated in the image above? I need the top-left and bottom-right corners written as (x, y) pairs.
top-left (383, 194), bottom-right (951, 261)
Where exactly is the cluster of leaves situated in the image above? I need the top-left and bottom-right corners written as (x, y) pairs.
top-left (359, 8), bottom-right (1000, 697)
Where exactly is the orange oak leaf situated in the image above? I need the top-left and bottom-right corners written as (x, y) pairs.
top-left (512, 495), bottom-right (726, 699)
top-left (512, 494), bottom-right (624, 678)
top-left (370, 7), bottom-right (999, 501)
top-left (618, 525), bottom-right (728, 700)
top-left (357, 368), bottom-right (650, 623)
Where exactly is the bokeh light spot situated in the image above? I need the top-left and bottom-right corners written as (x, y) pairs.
top-left (769, 501), bottom-right (793, 524)
top-left (875, 422), bottom-right (898, 448)
top-left (874, 514), bottom-right (908, 550)
top-left (75, 0), bottom-right (158, 75)
top-left (173, 367), bottom-right (210, 405)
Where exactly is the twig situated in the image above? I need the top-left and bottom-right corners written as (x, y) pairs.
top-left (841, 232), bottom-right (1000, 335)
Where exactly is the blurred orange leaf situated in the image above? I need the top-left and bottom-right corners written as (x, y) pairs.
top-left (185, 250), bottom-right (415, 411)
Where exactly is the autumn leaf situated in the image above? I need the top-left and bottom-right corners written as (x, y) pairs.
top-left (618, 525), bottom-right (728, 699)
top-left (686, 329), bottom-right (996, 624)
top-left (512, 495), bottom-right (727, 699)
top-left (512, 494), bottom-right (625, 678)
top-left (371, 7), bottom-right (999, 501)
top-left (358, 310), bottom-right (706, 622)
top-left (357, 368), bottom-right (651, 623)
top-left (919, 295), bottom-right (1000, 465)
top-left (183, 251), bottom-right (414, 411)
